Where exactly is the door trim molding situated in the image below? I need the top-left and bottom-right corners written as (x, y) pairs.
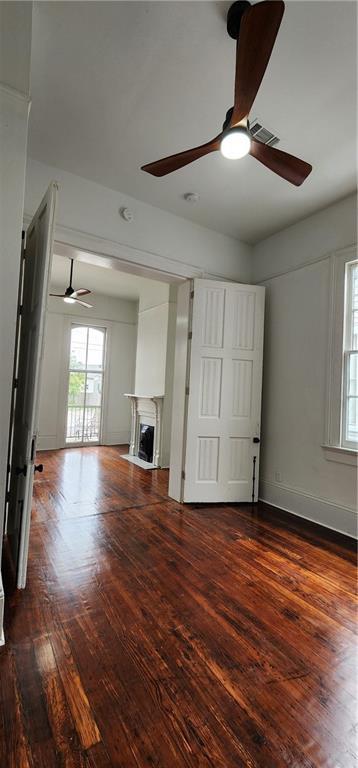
top-left (22, 216), bottom-right (252, 285)
top-left (22, 217), bottom-right (205, 282)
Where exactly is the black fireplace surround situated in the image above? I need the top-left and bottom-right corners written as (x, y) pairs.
top-left (138, 423), bottom-right (154, 463)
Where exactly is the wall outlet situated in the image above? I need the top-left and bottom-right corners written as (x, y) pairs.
top-left (274, 471), bottom-right (282, 483)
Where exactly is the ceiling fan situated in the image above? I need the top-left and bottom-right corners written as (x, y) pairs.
top-left (50, 259), bottom-right (93, 308)
top-left (141, 0), bottom-right (312, 186)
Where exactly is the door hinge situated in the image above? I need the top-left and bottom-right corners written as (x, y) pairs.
top-left (181, 469), bottom-right (185, 480)
top-left (14, 378), bottom-right (18, 389)
top-left (190, 290), bottom-right (194, 299)
top-left (19, 304), bottom-right (23, 316)
top-left (188, 331), bottom-right (192, 340)
top-left (5, 490), bottom-right (10, 504)
top-left (185, 386), bottom-right (190, 395)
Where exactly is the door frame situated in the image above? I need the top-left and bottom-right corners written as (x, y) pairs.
top-left (31, 225), bottom-right (254, 498)
top-left (7, 182), bottom-right (58, 589)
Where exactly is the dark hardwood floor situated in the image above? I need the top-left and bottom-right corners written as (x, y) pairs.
top-left (1, 445), bottom-right (356, 768)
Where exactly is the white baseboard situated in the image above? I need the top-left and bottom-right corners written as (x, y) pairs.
top-left (259, 479), bottom-right (357, 539)
top-left (37, 432), bottom-right (130, 450)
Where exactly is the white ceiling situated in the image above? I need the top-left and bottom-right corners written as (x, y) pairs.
top-left (50, 253), bottom-right (168, 301)
top-left (29, 1), bottom-right (357, 243)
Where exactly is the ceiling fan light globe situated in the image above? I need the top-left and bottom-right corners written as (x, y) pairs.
top-left (220, 128), bottom-right (251, 160)
top-left (64, 297), bottom-right (76, 304)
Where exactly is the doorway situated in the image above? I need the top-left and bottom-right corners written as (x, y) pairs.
top-left (65, 324), bottom-right (106, 446)
top-left (7, 211), bottom-right (264, 596)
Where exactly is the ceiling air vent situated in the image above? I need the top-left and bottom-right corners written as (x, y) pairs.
top-left (249, 119), bottom-right (280, 147)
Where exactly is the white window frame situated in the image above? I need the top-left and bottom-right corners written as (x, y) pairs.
top-left (57, 317), bottom-right (111, 448)
top-left (342, 261), bottom-right (358, 449)
top-left (65, 323), bottom-right (107, 446)
top-left (323, 245), bottom-right (358, 465)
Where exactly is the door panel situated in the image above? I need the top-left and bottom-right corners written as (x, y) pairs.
top-left (183, 279), bottom-right (265, 503)
top-left (7, 183), bottom-right (58, 588)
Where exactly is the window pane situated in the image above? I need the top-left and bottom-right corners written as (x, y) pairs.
top-left (352, 264), bottom-right (358, 310)
top-left (83, 408), bottom-right (101, 442)
top-left (85, 372), bottom-right (103, 406)
top-left (352, 309), bottom-right (358, 351)
top-left (70, 326), bottom-right (87, 369)
top-left (67, 372), bottom-right (86, 442)
top-left (346, 397), bottom-right (358, 444)
top-left (87, 327), bottom-right (105, 370)
top-left (348, 353), bottom-right (358, 396)
top-left (68, 371), bottom-right (85, 407)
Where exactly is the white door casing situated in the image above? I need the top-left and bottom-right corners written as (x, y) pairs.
top-left (183, 279), bottom-right (265, 503)
top-left (7, 183), bottom-right (58, 588)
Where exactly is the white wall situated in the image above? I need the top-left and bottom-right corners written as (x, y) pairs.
top-left (134, 282), bottom-right (176, 466)
top-left (134, 286), bottom-right (170, 396)
top-left (253, 194), bottom-right (357, 537)
top-left (24, 159), bottom-right (253, 283)
top-left (38, 292), bottom-right (137, 450)
top-left (0, 2), bottom-right (32, 95)
top-left (0, 2), bottom-right (33, 643)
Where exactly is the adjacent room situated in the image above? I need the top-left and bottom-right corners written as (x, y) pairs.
top-left (0, 1), bottom-right (357, 767)
top-left (38, 252), bottom-right (178, 466)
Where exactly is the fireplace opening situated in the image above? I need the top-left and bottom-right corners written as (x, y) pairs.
top-left (138, 424), bottom-right (154, 463)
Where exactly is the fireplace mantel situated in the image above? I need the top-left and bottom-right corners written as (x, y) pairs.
top-left (123, 394), bottom-right (164, 468)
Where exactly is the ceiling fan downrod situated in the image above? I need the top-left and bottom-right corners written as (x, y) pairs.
top-left (65, 258), bottom-right (75, 296)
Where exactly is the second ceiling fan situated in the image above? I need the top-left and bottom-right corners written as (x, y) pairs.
top-left (141, 0), bottom-right (312, 186)
top-left (50, 259), bottom-right (93, 308)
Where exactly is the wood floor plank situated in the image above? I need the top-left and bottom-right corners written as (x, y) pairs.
top-left (49, 628), bottom-right (101, 750)
top-left (1, 445), bottom-right (356, 767)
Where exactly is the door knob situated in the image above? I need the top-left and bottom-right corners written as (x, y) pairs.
top-left (253, 437), bottom-right (260, 443)
top-left (34, 464), bottom-right (44, 473)
top-left (15, 465), bottom-right (27, 477)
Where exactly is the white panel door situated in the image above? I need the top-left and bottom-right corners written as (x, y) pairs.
top-left (183, 279), bottom-right (265, 503)
top-left (7, 183), bottom-right (58, 588)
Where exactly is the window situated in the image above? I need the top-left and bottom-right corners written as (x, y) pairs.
top-left (324, 246), bottom-right (358, 462)
top-left (342, 261), bottom-right (358, 448)
top-left (66, 325), bottom-right (106, 445)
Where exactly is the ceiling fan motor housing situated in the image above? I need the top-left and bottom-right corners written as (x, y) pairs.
top-left (227, 1), bottom-right (251, 40)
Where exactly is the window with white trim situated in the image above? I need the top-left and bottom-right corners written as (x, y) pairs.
top-left (324, 246), bottom-right (358, 463)
top-left (342, 260), bottom-right (358, 448)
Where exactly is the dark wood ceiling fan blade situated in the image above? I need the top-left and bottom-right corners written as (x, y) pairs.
top-left (232, 1), bottom-right (285, 125)
top-left (49, 293), bottom-right (66, 298)
top-left (71, 288), bottom-right (91, 298)
top-left (141, 135), bottom-right (222, 176)
top-left (250, 139), bottom-right (312, 186)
